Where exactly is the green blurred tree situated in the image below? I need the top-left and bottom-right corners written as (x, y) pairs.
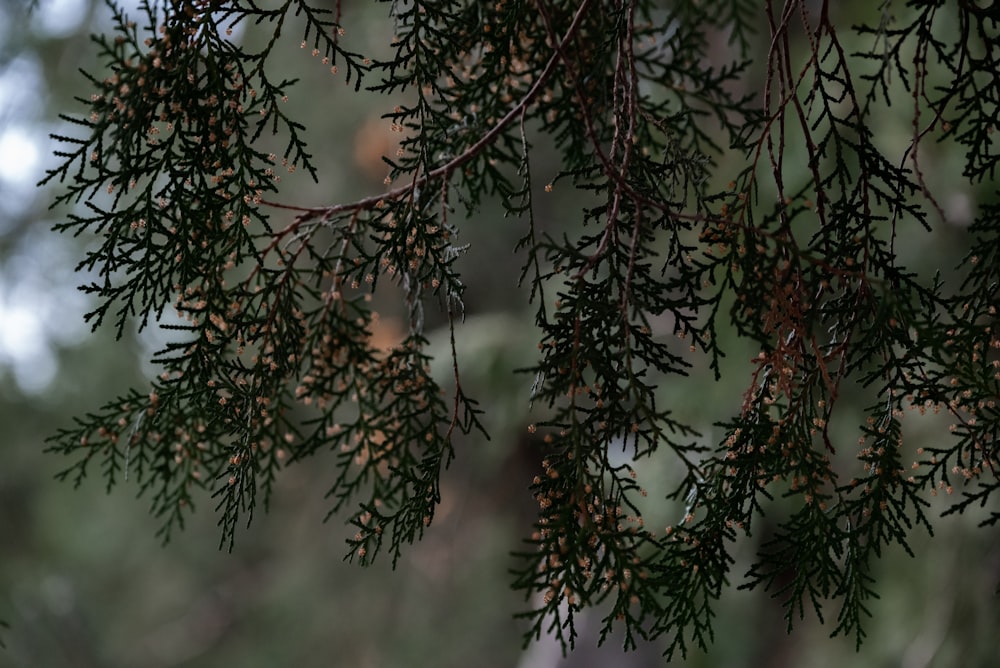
top-left (39, 0), bottom-right (1000, 661)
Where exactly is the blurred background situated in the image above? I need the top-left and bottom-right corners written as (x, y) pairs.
top-left (1, 1), bottom-right (999, 666)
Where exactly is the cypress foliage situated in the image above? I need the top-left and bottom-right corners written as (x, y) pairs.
top-left (41, 0), bottom-right (1000, 660)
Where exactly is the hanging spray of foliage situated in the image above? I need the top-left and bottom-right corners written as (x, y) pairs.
top-left (42, 0), bottom-right (1000, 660)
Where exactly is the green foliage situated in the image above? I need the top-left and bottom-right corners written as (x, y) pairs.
top-left (41, 0), bottom-right (1000, 661)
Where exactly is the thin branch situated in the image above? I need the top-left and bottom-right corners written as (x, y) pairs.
top-left (260, 0), bottom-right (595, 221)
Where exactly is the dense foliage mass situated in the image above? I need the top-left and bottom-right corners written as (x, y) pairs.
top-left (42, 0), bottom-right (1000, 660)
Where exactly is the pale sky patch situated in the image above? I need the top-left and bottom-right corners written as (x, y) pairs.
top-left (32, 0), bottom-right (89, 38)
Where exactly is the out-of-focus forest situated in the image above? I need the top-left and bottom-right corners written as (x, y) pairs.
top-left (1, 1), bottom-right (998, 666)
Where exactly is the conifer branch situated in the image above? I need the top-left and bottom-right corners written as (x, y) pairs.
top-left (41, 0), bottom-right (1000, 662)
top-left (261, 0), bottom-right (595, 223)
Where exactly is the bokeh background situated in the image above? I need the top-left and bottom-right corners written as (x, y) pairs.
top-left (1, 1), bottom-right (999, 666)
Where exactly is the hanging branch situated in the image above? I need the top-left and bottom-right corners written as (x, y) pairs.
top-left (41, 0), bottom-right (1000, 661)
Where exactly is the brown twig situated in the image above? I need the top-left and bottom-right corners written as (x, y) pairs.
top-left (260, 0), bottom-right (595, 221)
